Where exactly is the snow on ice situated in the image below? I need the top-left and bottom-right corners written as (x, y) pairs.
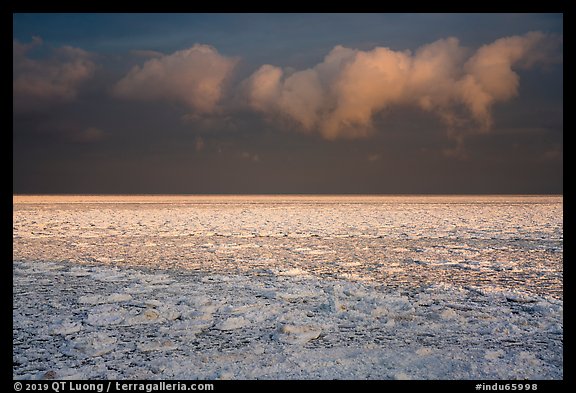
top-left (13, 195), bottom-right (562, 379)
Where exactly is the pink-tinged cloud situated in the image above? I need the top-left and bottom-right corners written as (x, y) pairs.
top-left (244, 31), bottom-right (561, 140)
top-left (13, 38), bottom-right (96, 112)
top-left (459, 31), bottom-right (560, 130)
top-left (114, 44), bottom-right (238, 114)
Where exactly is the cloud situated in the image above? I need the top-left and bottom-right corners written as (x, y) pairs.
top-left (13, 35), bottom-right (43, 57)
top-left (114, 44), bottom-right (238, 115)
top-left (458, 31), bottom-right (560, 130)
top-left (13, 37), bottom-right (96, 112)
top-left (244, 32), bottom-right (560, 140)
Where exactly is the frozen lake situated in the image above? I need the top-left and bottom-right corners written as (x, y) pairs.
top-left (13, 195), bottom-right (563, 379)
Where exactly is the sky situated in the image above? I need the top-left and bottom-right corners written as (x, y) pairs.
top-left (12, 13), bottom-right (563, 194)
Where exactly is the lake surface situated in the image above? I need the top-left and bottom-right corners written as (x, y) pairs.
top-left (13, 195), bottom-right (563, 379)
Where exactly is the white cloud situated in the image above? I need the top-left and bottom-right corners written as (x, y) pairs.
top-left (114, 44), bottom-right (238, 115)
top-left (243, 31), bottom-right (561, 140)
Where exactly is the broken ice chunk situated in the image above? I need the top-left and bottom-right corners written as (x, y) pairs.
top-left (215, 316), bottom-right (250, 331)
top-left (50, 320), bottom-right (83, 335)
top-left (274, 324), bottom-right (322, 345)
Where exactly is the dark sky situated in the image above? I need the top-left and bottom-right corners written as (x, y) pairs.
top-left (13, 13), bottom-right (563, 194)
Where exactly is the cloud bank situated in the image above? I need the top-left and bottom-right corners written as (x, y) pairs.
top-left (244, 31), bottom-right (560, 139)
top-left (35, 30), bottom-right (555, 141)
top-left (13, 37), bottom-right (96, 112)
top-left (114, 44), bottom-right (238, 114)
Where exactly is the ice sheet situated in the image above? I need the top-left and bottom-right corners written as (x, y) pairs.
top-left (13, 195), bottom-right (563, 379)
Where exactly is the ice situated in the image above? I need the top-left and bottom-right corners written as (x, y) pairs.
top-left (50, 320), bottom-right (82, 336)
top-left (484, 349), bottom-right (504, 360)
top-left (63, 332), bottom-right (118, 358)
top-left (394, 372), bottom-right (412, 380)
top-left (137, 340), bottom-right (178, 352)
top-left (79, 293), bottom-right (132, 305)
top-left (168, 318), bottom-right (212, 335)
top-left (13, 195), bottom-right (562, 380)
top-left (216, 316), bottom-right (250, 331)
top-left (276, 268), bottom-right (312, 277)
top-left (274, 324), bottom-right (322, 345)
top-left (91, 270), bottom-right (128, 282)
top-left (123, 308), bottom-right (161, 326)
top-left (416, 347), bottom-right (434, 357)
top-left (86, 304), bottom-right (127, 326)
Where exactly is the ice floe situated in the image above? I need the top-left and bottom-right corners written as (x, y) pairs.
top-left (13, 196), bottom-right (562, 380)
